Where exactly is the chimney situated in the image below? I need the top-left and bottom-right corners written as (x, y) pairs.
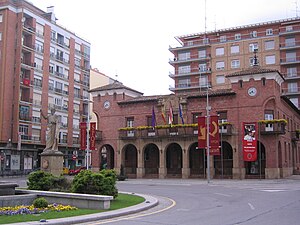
top-left (47, 6), bottom-right (56, 22)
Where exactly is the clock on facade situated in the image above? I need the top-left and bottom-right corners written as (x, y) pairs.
top-left (103, 100), bottom-right (111, 109)
top-left (247, 87), bottom-right (257, 96)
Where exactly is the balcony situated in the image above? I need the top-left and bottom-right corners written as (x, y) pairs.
top-left (169, 40), bottom-right (211, 52)
top-left (258, 120), bottom-right (286, 135)
top-left (281, 87), bottom-right (300, 96)
top-left (96, 130), bottom-right (102, 141)
top-left (169, 54), bottom-right (211, 65)
top-left (280, 56), bottom-right (300, 65)
top-left (21, 135), bottom-right (41, 142)
top-left (279, 41), bottom-right (300, 50)
top-left (169, 82), bottom-right (211, 92)
top-left (279, 25), bottom-right (300, 36)
top-left (281, 73), bottom-right (300, 81)
top-left (169, 67), bottom-right (212, 78)
top-left (219, 124), bottom-right (233, 136)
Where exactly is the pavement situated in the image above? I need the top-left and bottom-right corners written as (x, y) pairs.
top-left (3, 175), bottom-right (300, 225)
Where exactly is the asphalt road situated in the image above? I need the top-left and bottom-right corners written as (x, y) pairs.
top-left (3, 176), bottom-right (300, 225)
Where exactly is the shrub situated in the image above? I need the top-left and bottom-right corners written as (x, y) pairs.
top-left (51, 176), bottom-right (71, 192)
top-left (27, 170), bottom-right (54, 191)
top-left (71, 170), bottom-right (118, 198)
top-left (33, 197), bottom-right (49, 208)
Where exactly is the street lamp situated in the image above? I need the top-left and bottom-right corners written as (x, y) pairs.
top-left (83, 99), bottom-right (93, 170)
top-left (206, 82), bottom-right (211, 183)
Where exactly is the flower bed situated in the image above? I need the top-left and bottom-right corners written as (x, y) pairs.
top-left (0, 203), bottom-right (77, 216)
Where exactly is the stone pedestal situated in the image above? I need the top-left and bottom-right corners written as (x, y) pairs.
top-left (40, 151), bottom-right (64, 176)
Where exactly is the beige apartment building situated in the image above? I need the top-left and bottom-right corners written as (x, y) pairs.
top-left (169, 17), bottom-right (300, 108)
top-left (0, 0), bottom-right (90, 175)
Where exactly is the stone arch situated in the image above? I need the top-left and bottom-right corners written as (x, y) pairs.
top-left (99, 144), bottom-right (115, 170)
top-left (166, 143), bottom-right (182, 177)
top-left (245, 141), bottom-right (266, 178)
top-left (214, 141), bottom-right (233, 178)
top-left (143, 143), bottom-right (159, 178)
top-left (189, 142), bottom-right (206, 178)
top-left (122, 144), bottom-right (137, 178)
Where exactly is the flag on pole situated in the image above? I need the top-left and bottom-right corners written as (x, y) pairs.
top-left (179, 104), bottom-right (184, 124)
top-left (151, 106), bottom-right (156, 127)
top-left (168, 102), bottom-right (173, 125)
top-left (161, 106), bottom-right (167, 125)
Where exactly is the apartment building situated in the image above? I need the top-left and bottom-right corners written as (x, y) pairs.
top-left (169, 17), bottom-right (300, 108)
top-left (0, 0), bottom-right (90, 175)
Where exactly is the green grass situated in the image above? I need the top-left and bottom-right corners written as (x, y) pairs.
top-left (0, 193), bottom-right (145, 224)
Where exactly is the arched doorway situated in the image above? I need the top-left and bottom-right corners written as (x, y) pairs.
top-left (245, 141), bottom-right (266, 178)
top-left (166, 143), bottom-right (182, 178)
top-left (99, 145), bottom-right (115, 170)
top-left (123, 144), bottom-right (137, 178)
top-left (144, 143), bottom-right (159, 178)
top-left (214, 141), bottom-right (233, 178)
top-left (189, 142), bottom-right (206, 178)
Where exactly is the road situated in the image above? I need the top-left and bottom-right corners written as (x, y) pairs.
top-left (3, 176), bottom-right (300, 225)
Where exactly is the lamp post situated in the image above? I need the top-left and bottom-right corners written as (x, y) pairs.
top-left (84, 99), bottom-right (92, 170)
top-left (206, 84), bottom-right (211, 183)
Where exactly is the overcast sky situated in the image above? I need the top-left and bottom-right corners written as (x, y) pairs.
top-left (29, 0), bottom-right (299, 96)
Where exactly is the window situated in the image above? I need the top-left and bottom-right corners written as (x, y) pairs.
top-left (178, 52), bottom-right (190, 61)
top-left (220, 35), bottom-right (226, 42)
top-left (216, 47), bottom-right (224, 56)
top-left (54, 97), bottom-right (62, 107)
top-left (74, 103), bottom-right (80, 113)
top-left (65, 37), bottom-right (70, 47)
top-left (187, 41), bottom-right (193, 46)
top-left (0, 14), bottom-right (3, 22)
top-left (178, 65), bottom-right (190, 74)
top-left (235, 33), bottom-right (241, 40)
top-left (75, 43), bottom-right (81, 52)
top-left (74, 73), bottom-right (80, 82)
top-left (198, 49), bottom-right (206, 58)
top-left (35, 40), bottom-right (43, 53)
top-left (19, 105), bottom-right (29, 120)
top-left (288, 82), bottom-right (298, 93)
top-left (51, 30), bottom-right (56, 41)
top-left (36, 23), bottom-right (44, 36)
top-left (49, 63), bottom-right (54, 74)
top-left (0, 32), bottom-right (2, 41)
top-left (74, 87), bottom-right (80, 98)
top-left (286, 52), bottom-right (296, 62)
top-left (265, 55), bottom-right (275, 65)
top-left (266, 29), bottom-right (273, 36)
top-left (231, 45), bottom-right (239, 54)
top-left (249, 43), bottom-right (258, 52)
top-left (75, 57), bottom-right (81, 67)
top-left (34, 58), bottom-right (43, 70)
top-left (126, 117), bottom-right (134, 137)
top-left (178, 78), bottom-right (191, 88)
top-left (265, 40), bottom-right (275, 50)
top-left (19, 124), bottom-right (29, 136)
top-left (231, 59), bottom-right (240, 68)
top-left (50, 46), bottom-right (55, 58)
top-left (192, 113), bottom-right (201, 124)
top-left (264, 110), bottom-right (274, 131)
top-left (285, 37), bottom-right (296, 47)
top-left (286, 26), bottom-right (293, 32)
top-left (216, 75), bottom-right (225, 84)
top-left (287, 67), bottom-right (297, 77)
top-left (250, 31), bottom-right (257, 38)
top-left (198, 63), bottom-right (207, 72)
top-left (290, 98), bottom-right (299, 108)
top-left (203, 38), bottom-right (209, 44)
top-left (199, 75), bottom-right (208, 87)
top-left (216, 61), bottom-right (225, 70)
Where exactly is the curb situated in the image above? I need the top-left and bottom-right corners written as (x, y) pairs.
top-left (8, 192), bottom-right (158, 225)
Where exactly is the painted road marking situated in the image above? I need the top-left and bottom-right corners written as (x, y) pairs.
top-left (248, 203), bottom-right (255, 210)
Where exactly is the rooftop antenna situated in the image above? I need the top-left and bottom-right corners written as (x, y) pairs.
top-left (294, 0), bottom-right (299, 17)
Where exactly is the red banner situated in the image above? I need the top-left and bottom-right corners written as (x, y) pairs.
top-left (209, 116), bottom-right (220, 155)
top-left (242, 122), bottom-right (257, 161)
top-left (197, 116), bottom-right (220, 155)
top-left (90, 122), bottom-right (96, 150)
top-left (198, 116), bottom-right (206, 149)
top-left (80, 122), bottom-right (87, 150)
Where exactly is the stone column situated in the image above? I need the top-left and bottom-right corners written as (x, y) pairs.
top-left (159, 148), bottom-right (166, 178)
top-left (137, 149), bottom-right (145, 178)
top-left (182, 148), bottom-right (190, 179)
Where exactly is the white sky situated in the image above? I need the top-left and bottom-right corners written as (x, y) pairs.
top-left (29, 0), bottom-right (299, 96)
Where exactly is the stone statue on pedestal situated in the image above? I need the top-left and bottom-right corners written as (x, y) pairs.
top-left (40, 108), bottom-right (60, 153)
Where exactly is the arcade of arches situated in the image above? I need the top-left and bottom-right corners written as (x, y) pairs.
top-left (96, 141), bottom-right (268, 179)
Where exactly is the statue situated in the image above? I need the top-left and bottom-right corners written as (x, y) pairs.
top-left (40, 108), bottom-right (60, 152)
